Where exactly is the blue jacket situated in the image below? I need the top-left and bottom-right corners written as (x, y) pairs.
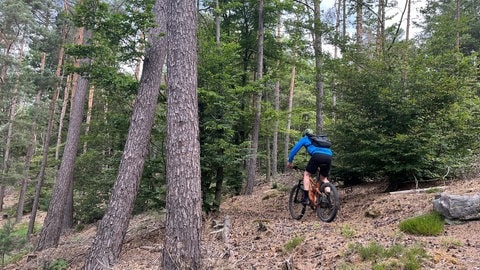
top-left (288, 135), bottom-right (333, 163)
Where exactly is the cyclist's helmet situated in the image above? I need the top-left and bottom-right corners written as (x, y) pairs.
top-left (304, 128), bottom-right (314, 136)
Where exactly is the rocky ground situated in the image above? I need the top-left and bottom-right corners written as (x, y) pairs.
top-left (3, 173), bottom-right (480, 269)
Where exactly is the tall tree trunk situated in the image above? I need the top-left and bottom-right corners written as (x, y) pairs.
top-left (0, 34), bottom-right (25, 211)
top-left (213, 167), bottom-right (224, 210)
top-left (83, 85), bottom-right (95, 154)
top-left (36, 28), bottom-right (91, 251)
top-left (284, 65), bottom-right (296, 171)
top-left (60, 27), bottom-right (85, 232)
top-left (62, 183), bottom-right (74, 231)
top-left (334, 0), bottom-right (341, 58)
top-left (455, 0), bottom-right (460, 50)
top-left (313, 0), bottom-right (324, 133)
top-left (16, 52), bottom-right (46, 223)
top-left (162, 0), bottom-right (201, 267)
top-left (215, 0), bottom-right (221, 46)
top-left (28, 21), bottom-right (68, 238)
top-left (266, 136), bottom-right (271, 182)
top-left (17, 134), bottom-right (35, 222)
top-left (403, 0), bottom-right (411, 92)
top-left (342, 0), bottom-right (346, 37)
top-left (405, 0), bottom-right (411, 42)
top-left (272, 12), bottom-right (281, 177)
top-left (84, 0), bottom-right (167, 268)
top-left (376, 0), bottom-right (384, 54)
top-left (55, 74), bottom-right (72, 162)
top-left (245, 0), bottom-right (265, 195)
top-left (356, 0), bottom-right (363, 46)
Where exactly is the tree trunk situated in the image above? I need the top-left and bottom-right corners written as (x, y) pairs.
top-left (28, 21), bottom-right (68, 237)
top-left (162, 0), bottom-right (201, 267)
top-left (284, 65), bottom-right (296, 171)
top-left (61, 27), bottom-right (86, 230)
top-left (342, 0), bottom-right (346, 38)
top-left (272, 13), bottom-right (281, 177)
top-left (16, 52), bottom-right (46, 223)
top-left (213, 167), bottom-right (224, 210)
top-left (376, 0), bottom-right (384, 54)
top-left (455, 0), bottom-right (460, 50)
top-left (215, 0), bottom-right (221, 46)
top-left (83, 85), bottom-right (95, 153)
top-left (356, 0), bottom-right (363, 46)
top-left (0, 34), bottom-right (25, 211)
top-left (245, 0), bottom-right (265, 195)
top-left (27, 12), bottom-right (69, 236)
top-left (56, 74), bottom-right (71, 162)
top-left (334, 0), bottom-right (341, 58)
top-left (17, 137), bottom-right (35, 222)
top-left (36, 29), bottom-right (91, 251)
top-left (84, 0), bottom-right (167, 267)
top-left (313, 0), bottom-right (324, 134)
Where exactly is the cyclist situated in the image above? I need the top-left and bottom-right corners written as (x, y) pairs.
top-left (287, 128), bottom-right (333, 205)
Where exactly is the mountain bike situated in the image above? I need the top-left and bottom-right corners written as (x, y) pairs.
top-left (288, 167), bottom-right (339, 222)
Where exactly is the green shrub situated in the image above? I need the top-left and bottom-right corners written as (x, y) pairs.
top-left (399, 212), bottom-right (444, 236)
top-left (48, 258), bottom-right (69, 270)
top-left (356, 242), bottom-right (385, 261)
top-left (347, 241), bottom-right (428, 270)
top-left (0, 221), bottom-right (27, 267)
top-left (340, 224), bottom-right (356, 238)
top-left (283, 236), bottom-right (304, 253)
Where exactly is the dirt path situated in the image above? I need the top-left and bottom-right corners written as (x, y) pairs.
top-left (4, 176), bottom-right (480, 269)
top-left (202, 176), bottom-right (480, 269)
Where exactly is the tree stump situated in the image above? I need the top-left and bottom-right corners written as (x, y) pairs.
top-left (433, 193), bottom-right (480, 220)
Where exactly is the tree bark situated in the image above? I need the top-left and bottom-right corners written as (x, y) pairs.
top-left (56, 74), bottom-right (71, 162)
top-left (162, 0), bottom-right (202, 267)
top-left (83, 85), bottom-right (95, 154)
top-left (356, 0), bottom-right (363, 46)
top-left (313, 0), bottom-right (324, 133)
top-left (455, 0), bottom-right (460, 50)
top-left (84, 0), bottom-right (167, 268)
top-left (245, 0), bottom-right (265, 195)
top-left (36, 29), bottom-right (91, 251)
top-left (272, 13), bottom-right (281, 177)
top-left (376, 0), bottom-right (384, 54)
top-left (284, 65), bottom-right (296, 171)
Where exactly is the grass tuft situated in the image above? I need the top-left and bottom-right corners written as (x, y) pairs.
top-left (282, 236), bottom-right (304, 253)
top-left (339, 224), bottom-right (356, 238)
top-left (399, 211), bottom-right (444, 236)
top-left (346, 241), bottom-right (428, 270)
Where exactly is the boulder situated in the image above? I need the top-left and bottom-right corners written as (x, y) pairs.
top-left (433, 193), bottom-right (480, 220)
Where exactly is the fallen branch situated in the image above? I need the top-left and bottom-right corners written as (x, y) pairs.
top-left (389, 186), bottom-right (447, 195)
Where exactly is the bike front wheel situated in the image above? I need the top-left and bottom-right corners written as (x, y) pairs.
top-left (316, 182), bottom-right (339, 222)
top-left (288, 183), bottom-right (306, 220)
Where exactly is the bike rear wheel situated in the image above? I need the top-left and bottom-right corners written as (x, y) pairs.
top-left (316, 182), bottom-right (339, 222)
top-left (288, 183), bottom-right (306, 220)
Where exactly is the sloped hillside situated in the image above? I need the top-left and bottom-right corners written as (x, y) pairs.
top-left (4, 173), bottom-right (480, 269)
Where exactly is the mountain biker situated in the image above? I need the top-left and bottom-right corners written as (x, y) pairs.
top-left (287, 128), bottom-right (333, 205)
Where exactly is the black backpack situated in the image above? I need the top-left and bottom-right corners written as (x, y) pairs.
top-left (307, 134), bottom-right (332, 148)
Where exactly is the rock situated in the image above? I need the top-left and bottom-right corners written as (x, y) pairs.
top-left (433, 193), bottom-right (480, 220)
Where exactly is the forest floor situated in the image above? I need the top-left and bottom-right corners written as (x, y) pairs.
top-left (2, 172), bottom-right (480, 270)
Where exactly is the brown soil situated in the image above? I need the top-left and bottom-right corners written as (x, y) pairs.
top-left (3, 174), bottom-right (480, 270)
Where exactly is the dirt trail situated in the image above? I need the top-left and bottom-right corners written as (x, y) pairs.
top-left (4, 176), bottom-right (480, 269)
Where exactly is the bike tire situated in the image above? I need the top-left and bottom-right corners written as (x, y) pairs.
top-left (316, 182), bottom-right (339, 222)
top-left (288, 183), bottom-right (306, 220)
